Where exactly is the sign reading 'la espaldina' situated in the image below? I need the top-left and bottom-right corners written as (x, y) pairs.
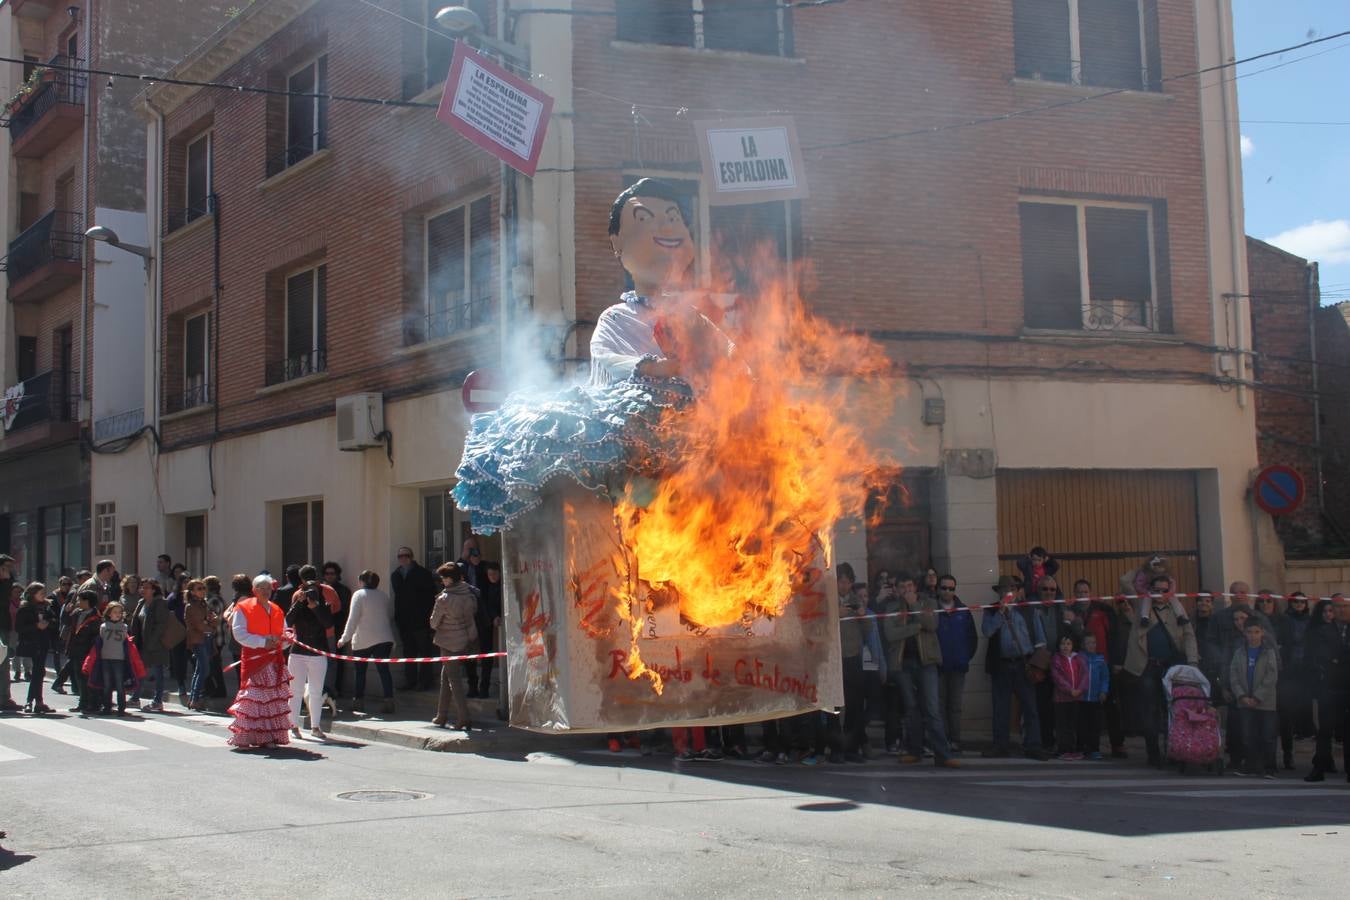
top-left (695, 116), bottom-right (809, 206)
top-left (437, 42), bottom-right (553, 177)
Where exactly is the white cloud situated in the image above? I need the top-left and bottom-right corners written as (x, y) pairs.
top-left (1240, 134), bottom-right (1254, 158)
top-left (1267, 220), bottom-right (1350, 264)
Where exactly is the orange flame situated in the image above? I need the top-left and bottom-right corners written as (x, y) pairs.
top-left (612, 248), bottom-right (899, 678)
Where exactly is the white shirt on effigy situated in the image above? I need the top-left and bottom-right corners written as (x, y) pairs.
top-left (588, 293), bottom-right (661, 387)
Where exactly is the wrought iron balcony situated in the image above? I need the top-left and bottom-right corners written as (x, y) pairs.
top-left (93, 408), bottom-right (145, 442)
top-left (402, 297), bottom-right (496, 346)
top-left (164, 381), bottom-right (211, 416)
top-left (265, 131), bottom-right (328, 179)
top-left (265, 349), bottom-right (327, 387)
top-left (166, 194), bottom-right (217, 233)
top-left (2, 369), bottom-right (77, 437)
top-left (0, 209), bottom-right (83, 303)
top-left (5, 54), bottom-right (86, 157)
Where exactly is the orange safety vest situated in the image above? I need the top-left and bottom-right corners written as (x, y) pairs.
top-left (235, 596), bottom-right (286, 683)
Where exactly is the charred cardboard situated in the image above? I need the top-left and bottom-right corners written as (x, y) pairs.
top-left (501, 484), bottom-right (844, 733)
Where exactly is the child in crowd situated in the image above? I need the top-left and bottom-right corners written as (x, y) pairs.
top-left (1051, 634), bottom-right (1087, 760)
top-left (1229, 619), bottom-right (1279, 778)
top-left (98, 602), bottom-right (131, 716)
top-left (1080, 633), bottom-right (1111, 760)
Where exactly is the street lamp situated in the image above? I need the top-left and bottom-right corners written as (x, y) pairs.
top-left (435, 5), bottom-right (529, 64)
top-left (85, 225), bottom-right (152, 263)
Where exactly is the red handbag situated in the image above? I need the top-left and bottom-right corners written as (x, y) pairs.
top-left (81, 646), bottom-right (98, 677)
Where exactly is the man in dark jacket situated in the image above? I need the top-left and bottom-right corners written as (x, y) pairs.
top-left (391, 547), bottom-right (438, 690)
top-left (1276, 592), bottom-right (1316, 768)
top-left (322, 561), bottom-right (353, 701)
top-left (0, 553), bottom-right (17, 711)
top-left (934, 575), bottom-right (977, 753)
top-left (456, 538), bottom-right (487, 592)
top-left (467, 560), bottom-right (503, 698)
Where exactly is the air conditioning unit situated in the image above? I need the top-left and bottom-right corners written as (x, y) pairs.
top-left (336, 392), bottom-right (384, 451)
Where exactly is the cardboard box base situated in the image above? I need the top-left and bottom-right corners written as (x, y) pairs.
top-left (502, 484), bottom-right (843, 734)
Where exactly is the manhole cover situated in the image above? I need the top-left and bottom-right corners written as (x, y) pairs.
top-left (335, 790), bottom-right (429, 803)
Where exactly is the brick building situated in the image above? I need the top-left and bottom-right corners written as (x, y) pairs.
top-left (0, 0), bottom-right (229, 584)
top-left (1246, 236), bottom-right (1333, 554)
top-left (98, 1), bottom-right (1264, 729)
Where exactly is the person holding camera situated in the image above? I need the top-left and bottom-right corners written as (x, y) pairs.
top-left (285, 581), bottom-right (334, 740)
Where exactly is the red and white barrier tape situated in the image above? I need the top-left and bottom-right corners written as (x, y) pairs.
top-left (223, 638), bottom-right (504, 671)
top-left (839, 591), bottom-right (1350, 621)
top-left (286, 638), bottom-right (506, 664)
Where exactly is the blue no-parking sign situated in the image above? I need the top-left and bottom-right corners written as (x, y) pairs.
top-left (1253, 465), bottom-right (1305, 517)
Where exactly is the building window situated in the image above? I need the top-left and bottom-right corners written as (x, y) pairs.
top-left (185, 132), bottom-right (213, 224)
top-left (281, 500), bottom-right (323, 569)
top-left (1019, 198), bottom-right (1160, 332)
top-left (1014, 0), bottom-right (1160, 90)
top-left (40, 503), bottom-right (84, 584)
top-left (616, 0), bottom-right (793, 57)
top-left (265, 265), bottom-right (328, 385)
top-left (17, 336), bottom-right (37, 381)
top-left (95, 502), bottom-right (116, 557)
top-left (183, 312), bottom-right (210, 409)
top-left (416, 197), bottom-right (495, 342)
top-left (285, 55), bottom-right (329, 168)
top-left (184, 514), bottom-right (206, 576)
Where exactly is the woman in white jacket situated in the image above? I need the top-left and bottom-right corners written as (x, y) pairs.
top-left (337, 570), bottom-right (397, 714)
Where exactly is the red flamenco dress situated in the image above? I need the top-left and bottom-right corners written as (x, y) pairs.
top-left (227, 595), bottom-right (293, 748)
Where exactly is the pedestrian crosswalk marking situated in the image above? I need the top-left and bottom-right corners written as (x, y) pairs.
top-left (102, 716), bottom-right (220, 748)
top-left (1, 717), bottom-right (141, 753)
top-left (0, 743), bottom-right (35, 763)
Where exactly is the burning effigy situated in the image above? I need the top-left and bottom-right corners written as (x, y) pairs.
top-left (454, 179), bottom-right (892, 732)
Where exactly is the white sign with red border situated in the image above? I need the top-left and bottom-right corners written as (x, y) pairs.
top-left (438, 42), bottom-right (554, 177)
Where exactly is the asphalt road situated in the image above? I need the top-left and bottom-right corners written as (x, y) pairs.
top-left (2, 711), bottom-right (1347, 898)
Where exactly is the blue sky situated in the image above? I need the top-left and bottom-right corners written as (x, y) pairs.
top-left (1233, 0), bottom-right (1350, 300)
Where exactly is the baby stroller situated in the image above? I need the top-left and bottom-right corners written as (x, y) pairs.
top-left (1162, 665), bottom-right (1224, 775)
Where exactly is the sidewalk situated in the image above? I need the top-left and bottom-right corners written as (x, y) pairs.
top-left (316, 688), bottom-right (599, 757)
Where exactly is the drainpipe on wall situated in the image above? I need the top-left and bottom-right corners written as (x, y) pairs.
top-left (1308, 261), bottom-right (1325, 522)
top-left (1214, 0), bottom-right (1247, 410)
top-left (77, 3), bottom-right (93, 422)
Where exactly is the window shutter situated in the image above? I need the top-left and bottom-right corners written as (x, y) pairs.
top-left (616, 0), bottom-right (695, 47)
top-left (1085, 207), bottom-right (1151, 329)
top-left (316, 265), bottom-right (328, 353)
top-left (185, 315), bottom-right (207, 381)
top-left (1013, 0), bottom-right (1071, 82)
top-left (703, 0), bottom-right (782, 55)
top-left (1020, 202), bottom-right (1082, 330)
top-left (1141, 0), bottom-right (1163, 90)
top-left (469, 197), bottom-right (494, 325)
top-left (1079, 0), bottom-right (1144, 89)
top-left (286, 269), bottom-right (315, 358)
top-left (427, 206), bottom-right (467, 314)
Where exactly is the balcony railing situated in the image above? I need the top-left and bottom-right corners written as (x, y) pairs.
top-left (5, 55), bottom-right (86, 145)
top-left (265, 131), bottom-right (328, 178)
top-left (265, 349), bottom-right (327, 387)
top-left (0, 209), bottom-right (83, 284)
top-left (93, 408), bottom-right (145, 442)
top-left (166, 193), bottom-right (217, 233)
top-left (164, 381), bottom-right (210, 416)
top-left (403, 297), bottom-right (496, 346)
top-left (2, 369), bottom-right (77, 435)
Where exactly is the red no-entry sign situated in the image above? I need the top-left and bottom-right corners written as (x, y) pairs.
top-left (462, 369), bottom-right (505, 414)
top-left (1253, 465), bottom-right (1305, 517)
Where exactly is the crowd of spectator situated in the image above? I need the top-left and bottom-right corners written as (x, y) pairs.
top-left (2, 543), bottom-right (1346, 784)
top-left (0, 538), bottom-right (503, 737)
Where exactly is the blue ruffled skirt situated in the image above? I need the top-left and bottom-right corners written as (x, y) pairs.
top-left (453, 378), bottom-right (693, 534)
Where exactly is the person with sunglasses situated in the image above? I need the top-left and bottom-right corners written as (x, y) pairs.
top-left (390, 547), bottom-right (438, 691)
top-left (1275, 591), bottom-right (1316, 769)
top-left (933, 575), bottom-right (977, 754)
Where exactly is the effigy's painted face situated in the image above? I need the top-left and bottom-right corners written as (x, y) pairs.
top-left (611, 195), bottom-right (694, 289)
